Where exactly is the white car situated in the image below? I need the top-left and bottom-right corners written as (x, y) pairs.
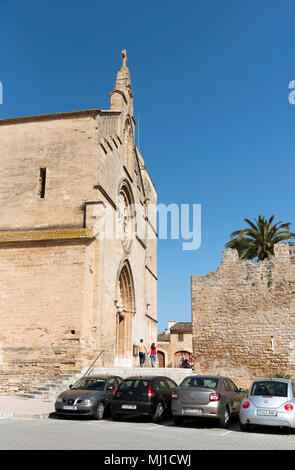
top-left (239, 378), bottom-right (295, 432)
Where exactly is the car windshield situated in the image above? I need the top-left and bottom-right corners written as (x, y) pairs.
top-left (71, 378), bottom-right (106, 391)
top-left (118, 380), bottom-right (149, 391)
top-left (180, 377), bottom-right (219, 389)
top-left (250, 381), bottom-right (288, 397)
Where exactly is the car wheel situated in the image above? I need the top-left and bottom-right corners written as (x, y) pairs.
top-left (152, 401), bottom-right (165, 423)
top-left (95, 402), bottom-right (105, 421)
top-left (173, 416), bottom-right (183, 425)
top-left (219, 407), bottom-right (230, 428)
top-left (112, 413), bottom-right (122, 421)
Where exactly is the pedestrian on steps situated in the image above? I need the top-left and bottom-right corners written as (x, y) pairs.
top-left (138, 339), bottom-right (148, 367)
top-left (150, 343), bottom-right (157, 367)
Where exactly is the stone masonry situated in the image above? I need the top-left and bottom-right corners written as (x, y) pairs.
top-left (191, 243), bottom-right (295, 389)
top-left (0, 51), bottom-right (157, 394)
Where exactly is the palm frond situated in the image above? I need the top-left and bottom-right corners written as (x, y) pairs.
top-left (225, 215), bottom-right (295, 261)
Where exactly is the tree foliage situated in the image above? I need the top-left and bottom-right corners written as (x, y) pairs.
top-left (225, 215), bottom-right (295, 260)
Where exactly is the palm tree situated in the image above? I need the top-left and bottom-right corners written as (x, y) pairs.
top-left (225, 215), bottom-right (295, 261)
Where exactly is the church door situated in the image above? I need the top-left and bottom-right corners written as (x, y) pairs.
top-left (115, 262), bottom-right (135, 364)
top-left (157, 351), bottom-right (165, 368)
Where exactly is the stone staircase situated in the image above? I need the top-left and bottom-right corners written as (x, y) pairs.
top-left (92, 366), bottom-right (193, 385)
top-left (16, 369), bottom-right (87, 401)
top-left (14, 366), bottom-right (193, 402)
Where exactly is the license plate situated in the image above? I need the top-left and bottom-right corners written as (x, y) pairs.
top-left (182, 408), bottom-right (203, 415)
top-left (62, 405), bottom-right (77, 410)
top-left (121, 405), bottom-right (137, 410)
top-left (257, 409), bottom-right (277, 416)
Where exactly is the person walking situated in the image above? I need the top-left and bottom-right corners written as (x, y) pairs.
top-left (138, 339), bottom-right (148, 367)
top-left (150, 343), bottom-right (157, 367)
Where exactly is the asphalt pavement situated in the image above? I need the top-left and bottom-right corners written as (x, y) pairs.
top-left (0, 414), bottom-right (294, 451)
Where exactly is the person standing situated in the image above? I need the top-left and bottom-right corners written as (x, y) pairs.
top-left (150, 343), bottom-right (157, 367)
top-left (138, 339), bottom-right (148, 367)
top-left (180, 354), bottom-right (185, 368)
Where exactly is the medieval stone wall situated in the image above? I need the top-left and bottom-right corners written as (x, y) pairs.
top-left (0, 239), bottom-right (90, 393)
top-left (191, 243), bottom-right (295, 389)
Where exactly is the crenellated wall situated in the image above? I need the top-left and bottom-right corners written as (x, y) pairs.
top-left (191, 243), bottom-right (295, 389)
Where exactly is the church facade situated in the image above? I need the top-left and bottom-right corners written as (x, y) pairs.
top-left (0, 52), bottom-right (157, 392)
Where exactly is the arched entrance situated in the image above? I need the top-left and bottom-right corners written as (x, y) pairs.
top-left (157, 351), bottom-right (165, 368)
top-left (115, 261), bottom-right (135, 365)
top-left (174, 350), bottom-right (190, 368)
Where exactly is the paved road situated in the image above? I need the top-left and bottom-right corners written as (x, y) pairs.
top-left (0, 415), bottom-right (294, 450)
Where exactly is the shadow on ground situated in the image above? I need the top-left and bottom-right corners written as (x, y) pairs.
top-left (48, 412), bottom-right (295, 436)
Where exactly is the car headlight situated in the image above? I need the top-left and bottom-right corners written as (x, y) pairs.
top-left (56, 397), bottom-right (63, 403)
top-left (81, 399), bottom-right (93, 406)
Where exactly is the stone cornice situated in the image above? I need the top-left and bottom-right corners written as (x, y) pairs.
top-left (0, 109), bottom-right (121, 126)
top-left (0, 228), bottom-right (94, 244)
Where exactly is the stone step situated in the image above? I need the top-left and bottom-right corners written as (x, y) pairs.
top-left (12, 366), bottom-right (193, 401)
top-left (18, 393), bottom-right (37, 399)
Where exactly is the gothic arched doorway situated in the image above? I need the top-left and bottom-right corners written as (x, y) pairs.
top-left (115, 261), bottom-right (135, 365)
top-left (157, 351), bottom-right (165, 368)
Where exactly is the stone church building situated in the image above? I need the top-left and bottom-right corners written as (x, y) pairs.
top-left (0, 51), bottom-right (157, 392)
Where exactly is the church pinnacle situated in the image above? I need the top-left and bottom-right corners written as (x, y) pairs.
top-left (110, 50), bottom-right (134, 116)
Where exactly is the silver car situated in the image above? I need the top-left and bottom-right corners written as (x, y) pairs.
top-left (171, 375), bottom-right (244, 428)
top-left (239, 378), bottom-right (295, 432)
top-left (55, 375), bottom-right (122, 420)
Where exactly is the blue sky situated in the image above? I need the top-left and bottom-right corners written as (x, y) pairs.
top-left (1, 0), bottom-right (295, 331)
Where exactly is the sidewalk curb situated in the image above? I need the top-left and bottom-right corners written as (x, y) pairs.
top-left (0, 412), bottom-right (50, 420)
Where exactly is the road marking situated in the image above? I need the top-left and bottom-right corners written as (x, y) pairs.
top-left (218, 430), bottom-right (232, 436)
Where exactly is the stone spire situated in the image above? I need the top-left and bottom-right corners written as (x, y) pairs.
top-left (110, 50), bottom-right (134, 116)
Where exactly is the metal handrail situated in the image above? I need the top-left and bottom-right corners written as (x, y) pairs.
top-left (82, 350), bottom-right (105, 378)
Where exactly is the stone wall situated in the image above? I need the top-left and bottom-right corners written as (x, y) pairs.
top-left (0, 112), bottom-right (100, 231)
top-left (191, 243), bottom-right (295, 389)
top-left (0, 238), bottom-right (90, 394)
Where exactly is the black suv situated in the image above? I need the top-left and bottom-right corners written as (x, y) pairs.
top-left (111, 375), bottom-right (178, 423)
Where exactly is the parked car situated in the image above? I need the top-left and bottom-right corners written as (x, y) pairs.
top-left (111, 375), bottom-right (178, 423)
top-left (239, 378), bottom-right (295, 432)
top-left (55, 375), bottom-right (123, 420)
top-left (171, 375), bottom-right (244, 428)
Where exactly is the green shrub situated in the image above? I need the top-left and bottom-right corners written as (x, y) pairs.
top-left (272, 372), bottom-right (291, 380)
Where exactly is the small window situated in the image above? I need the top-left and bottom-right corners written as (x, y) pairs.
top-left (166, 378), bottom-right (177, 389)
top-left (38, 168), bottom-right (47, 198)
top-left (178, 333), bottom-right (183, 342)
top-left (229, 380), bottom-right (239, 392)
top-left (107, 378), bottom-right (117, 389)
top-left (180, 377), bottom-right (219, 389)
top-left (223, 380), bottom-right (232, 392)
top-left (250, 381), bottom-right (288, 397)
top-left (157, 379), bottom-right (167, 390)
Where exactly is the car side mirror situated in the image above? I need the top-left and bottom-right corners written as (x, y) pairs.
top-left (69, 385), bottom-right (73, 389)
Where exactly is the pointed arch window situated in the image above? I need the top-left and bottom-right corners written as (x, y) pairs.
top-left (117, 181), bottom-right (136, 252)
